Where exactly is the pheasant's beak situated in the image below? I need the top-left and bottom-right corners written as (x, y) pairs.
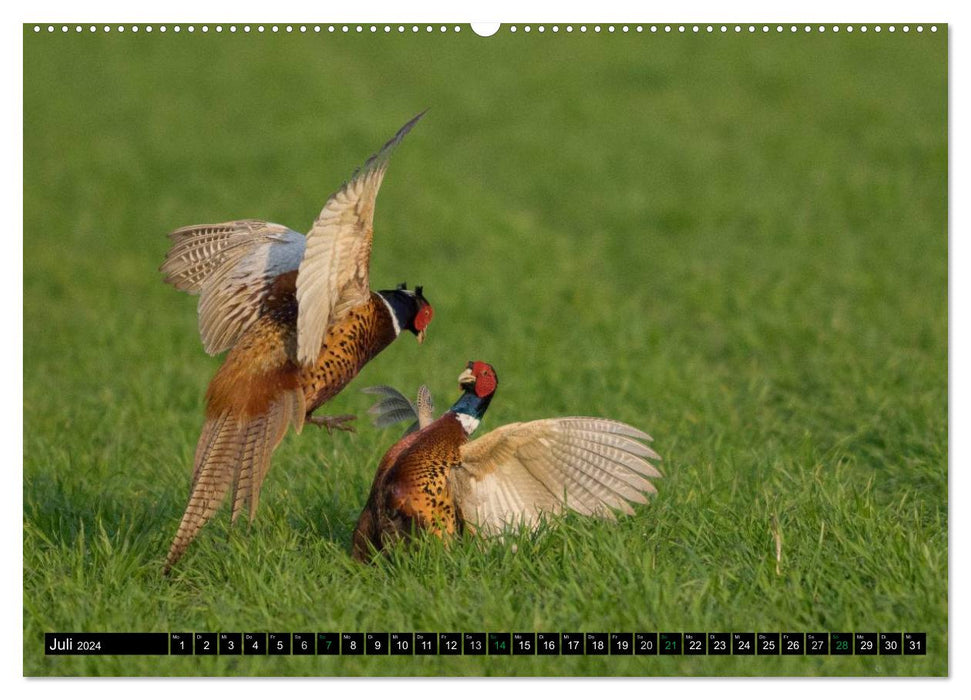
top-left (457, 367), bottom-right (475, 389)
top-left (417, 329), bottom-right (426, 344)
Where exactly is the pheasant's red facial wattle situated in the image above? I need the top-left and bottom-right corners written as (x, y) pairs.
top-left (471, 361), bottom-right (498, 398)
top-left (414, 303), bottom-right (434, 332)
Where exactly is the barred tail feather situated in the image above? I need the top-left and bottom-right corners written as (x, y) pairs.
top-left (164, 389), bottom-right (304, 575)
top-left (164, 413), bottom-right (243, 574)
top-left (231, 391), bottom-right (301, 523)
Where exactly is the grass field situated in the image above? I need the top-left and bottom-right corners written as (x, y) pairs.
top-left (23, 25), bottom-right (947, 676)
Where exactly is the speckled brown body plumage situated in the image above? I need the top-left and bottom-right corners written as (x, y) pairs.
top-left (206, 272), bottom-right (399, 422)
top-left (300, 299), bottom-right (397, 411)
top-left (352, 414), bottom-right (468, 561)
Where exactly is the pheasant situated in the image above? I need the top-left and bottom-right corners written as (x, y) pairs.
top-left (160, 113), bottom-right (434, 574)
top-left (352, 361), bottom-right (661, 561)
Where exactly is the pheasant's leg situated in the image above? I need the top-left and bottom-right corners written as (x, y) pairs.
top-left (308, 414), bottom-right (357, 434)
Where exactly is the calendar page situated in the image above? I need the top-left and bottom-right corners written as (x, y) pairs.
top-left (22, 19), bottom-right (947, 678)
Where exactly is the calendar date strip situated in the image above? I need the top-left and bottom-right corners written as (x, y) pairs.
top-left (45, 631), bottom-right (927, 656)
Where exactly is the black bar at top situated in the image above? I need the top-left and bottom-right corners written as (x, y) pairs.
top-left (45, 633), bottom-right (169, 655)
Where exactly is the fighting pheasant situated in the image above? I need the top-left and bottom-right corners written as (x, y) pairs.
top-left (161, 113), bottom-right (434, 574)
top-left (352, 361), bottom-right (661, 561)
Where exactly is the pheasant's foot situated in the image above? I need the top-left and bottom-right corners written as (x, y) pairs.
top-left (308, 414), bottom-right (357, 434)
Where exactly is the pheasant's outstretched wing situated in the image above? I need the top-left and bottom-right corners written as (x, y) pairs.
top-left (161, 219), bottom-right (306, 355)
top-left (363, 384), bottom-right (436, 435)
top-left (453, 418), bottom-right (662, 534)
top-left (295, 112), bottom-right (424, 365)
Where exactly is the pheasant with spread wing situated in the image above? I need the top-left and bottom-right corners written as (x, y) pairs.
top-left (352, 361), bottom-right (661, 561)
top-left (161, 114), bottom-right (434, 574)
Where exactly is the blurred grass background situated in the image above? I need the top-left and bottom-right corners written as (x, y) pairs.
top-left (23, 25), bottom-right (946, 676)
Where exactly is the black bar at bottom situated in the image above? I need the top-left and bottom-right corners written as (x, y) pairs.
top-left (42, 630), bottom-right (930, 656)
top-left (45, 633), bottom-right (169, 655)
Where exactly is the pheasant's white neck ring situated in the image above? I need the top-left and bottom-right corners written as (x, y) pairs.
top-left (448, 388), bottom-right (493, 435)
top-left (377, 294), bottom-right (402, 336)
top-left (456, 412), bottom-right (481, 435)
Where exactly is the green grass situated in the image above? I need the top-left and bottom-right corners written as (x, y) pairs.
top-left (23, 25), bottom-right (947, 676)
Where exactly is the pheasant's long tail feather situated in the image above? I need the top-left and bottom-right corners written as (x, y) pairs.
top-left (231, 390), bottom-right (303, 523)
top-left (164, 389), bottom-right (303, 575)
top-left (164, 413), bottom-right (244, 574)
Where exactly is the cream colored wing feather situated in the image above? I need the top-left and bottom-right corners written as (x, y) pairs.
top-left (161, 219), bottom-right (306, 354)
top-left (453, 418), bottom-right (662, 534)
top-left (363, 383), bottom-right (436, 434)
top-left (295, 112), bottom-right (425, 365)
top-left (414, 384), bottom-right (436, 428)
